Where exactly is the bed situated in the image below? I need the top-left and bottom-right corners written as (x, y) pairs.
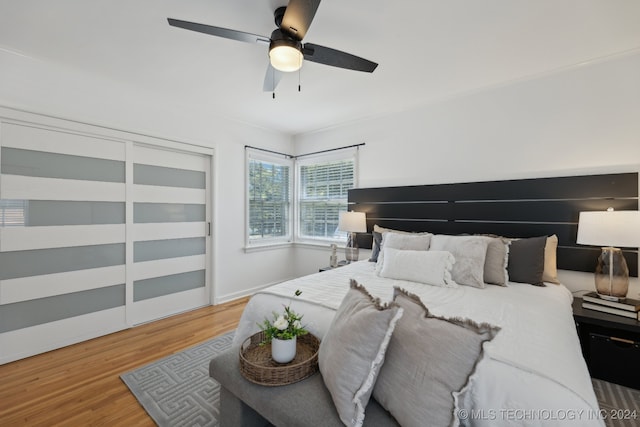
top-left (232, 172), bottom-right (639, 427)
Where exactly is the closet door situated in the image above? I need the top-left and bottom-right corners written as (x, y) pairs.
top-left (128, 144), bottom-right (211, 325)
top-left (0, 123), bottom-right (128, 363)
top-left (0, 115), bottom-right (213, 364)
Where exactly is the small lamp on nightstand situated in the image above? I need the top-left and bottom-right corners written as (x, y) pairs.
top-left (338, 211), bottom-right (366, 263)
top-left (577, 208), bottom-right (640, 301)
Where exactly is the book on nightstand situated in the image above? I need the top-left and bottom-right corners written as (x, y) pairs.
top-left (581, 302), bottom-right (639, 319)
top-left (582, 292), bottom-right (640, 312)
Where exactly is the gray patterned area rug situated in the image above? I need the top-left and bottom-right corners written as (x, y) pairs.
top-left (121, 331), bottom-right (235, 427)
top-left (122, 331), bottom-right (639, 427)
top-left (592, 378), bottom-right (640, 427)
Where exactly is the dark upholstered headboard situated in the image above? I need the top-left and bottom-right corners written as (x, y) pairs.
top-left (348, 172), bottom-right (639, 276)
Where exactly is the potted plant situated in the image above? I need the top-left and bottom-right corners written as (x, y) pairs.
top-left (259, 290), bottom-right (308, 363)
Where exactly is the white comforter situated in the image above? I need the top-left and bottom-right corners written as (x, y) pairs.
top-left (234, 261), bottom-right (604, 427)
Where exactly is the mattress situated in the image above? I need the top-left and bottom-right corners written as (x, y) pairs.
top-left (234, 261), bottom-right (604, 426)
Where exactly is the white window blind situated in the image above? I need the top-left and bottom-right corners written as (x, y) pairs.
top-left (247, 153), bottom-right (292, 244)
top-left (297, 156), bottom-right (355, 241)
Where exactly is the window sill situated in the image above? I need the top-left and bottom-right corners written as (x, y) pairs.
top-left (294, 240), bottom-right (345, 251)
top-left (244, 241), bottom-right (293, 253)
top-left (244, 240), bottom-right (373, 254)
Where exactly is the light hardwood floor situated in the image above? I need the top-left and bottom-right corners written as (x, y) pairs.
top-left (0, 297), bottom-right (249, 426)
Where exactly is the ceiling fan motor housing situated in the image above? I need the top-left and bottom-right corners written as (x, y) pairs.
top-left (270, 29), bottom-right (302, 50)
top-left (274, 6), bottom-right (287, 28)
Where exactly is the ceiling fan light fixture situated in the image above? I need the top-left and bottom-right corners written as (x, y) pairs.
top-left (269, 39), bottom-right (303, 72)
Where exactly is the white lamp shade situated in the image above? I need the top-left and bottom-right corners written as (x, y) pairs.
top-left (338, 211), bottom-right (367, 233)
top-left (577, 210), bottom-right (640, 248)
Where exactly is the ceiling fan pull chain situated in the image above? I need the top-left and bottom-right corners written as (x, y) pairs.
top-left (298, 67), bottom-right (301, 92)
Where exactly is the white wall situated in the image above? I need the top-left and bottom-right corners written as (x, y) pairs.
top-left (0, 50), bottom-right (297, 304)
top-left (2, 48), bottom-right (639, 303)
top-left (293, 52), bottom-right (640, 297)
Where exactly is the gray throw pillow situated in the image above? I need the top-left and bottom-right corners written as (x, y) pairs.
top-left (376, 231), bottom-right (433, 274)
top-left (371, 225), bottom-right (433, 265)
top-left (429, 235), bottom-right (489, 288)
top-left (477, 235), bottom-right (510, 286)
top-left (369, 231), bottom-right (383, 262)
top-left (372, 288), bottom-right (500, 427)
top-left (507, 236), bottom-right (547, 285)
top-left (319, 280), bottom-right (404, 427)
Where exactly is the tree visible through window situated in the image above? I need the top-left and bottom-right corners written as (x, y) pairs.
top-left (248, 158), bottom-right (291, 241)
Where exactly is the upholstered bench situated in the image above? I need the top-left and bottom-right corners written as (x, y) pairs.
top-left (209, 348), bottom-right (398, 426)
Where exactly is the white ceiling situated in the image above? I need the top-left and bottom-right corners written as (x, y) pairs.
top-left (1, 0), bottom-right (640, 135)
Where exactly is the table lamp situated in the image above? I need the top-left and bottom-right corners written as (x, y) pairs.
top-left (577, 208), bottom-right (640, 301)
top-left (338, 211), bottom-right (366, 262)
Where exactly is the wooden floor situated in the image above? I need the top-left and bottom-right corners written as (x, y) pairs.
top-left (0, 297), bottom-right (249, 426)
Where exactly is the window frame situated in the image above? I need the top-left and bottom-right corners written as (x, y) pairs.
top-left (294, 149), bottom-right (358, 245)
top-left (245, 149), bottom-right (294, 248)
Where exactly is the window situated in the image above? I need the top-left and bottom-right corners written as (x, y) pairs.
top-left (297, 152), bottom-right (356, 242)
top-left (246, 147), bottom-right (357, 248)
top-left (0, 199), bottom-right (28, 226)
top-left (246, 151), bottom-right (292, 245)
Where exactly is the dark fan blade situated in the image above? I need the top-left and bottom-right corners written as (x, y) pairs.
top-left (263, 63), bottom-right (283, 92)
top-left (280, 0), bottom-right (321, 40)
top-left (167, 18), bottom-right (270, 44)
top-left (303, 43), bottom-right (378, 72)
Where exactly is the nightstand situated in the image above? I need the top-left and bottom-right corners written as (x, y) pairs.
top-left (319, 261), bottom-right (349, 273)
top-left (573, 297), bottom-right (640, 390)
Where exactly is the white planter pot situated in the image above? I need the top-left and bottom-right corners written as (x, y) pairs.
top-left (271, 336), bottom-right (297, 364)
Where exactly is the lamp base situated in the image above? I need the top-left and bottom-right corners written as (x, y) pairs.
top-left (345, 232), bottom-right (359, 263)
top-left (345, 247), bottom-right (359, 263)
top-left (594, 247), bottom-right (629, 302)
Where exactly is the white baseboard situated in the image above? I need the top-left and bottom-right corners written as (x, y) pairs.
top-left (214, 277), bottom-right (296, 305)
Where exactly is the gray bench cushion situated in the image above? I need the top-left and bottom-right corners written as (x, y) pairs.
top-left (210, 348), bottom-right (398, 427)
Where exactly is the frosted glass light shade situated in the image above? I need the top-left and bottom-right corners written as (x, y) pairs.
top-left (269, 45), bottom-right (303, 72)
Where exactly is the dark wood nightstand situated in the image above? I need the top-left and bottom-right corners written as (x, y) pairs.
top-left (319, 261), bottom-right (349, 272)
top-left (573, 297), bottom-right (640, 389)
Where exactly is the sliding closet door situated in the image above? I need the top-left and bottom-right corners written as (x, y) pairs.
top-left (0, 112), bottom-right (213, 364)
top-left (0, 123), bottom-right (128, 363)
top-left (128, 144), bottom-right (211, 325)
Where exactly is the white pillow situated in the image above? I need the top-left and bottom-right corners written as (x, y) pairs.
top-left (379, 247), bottom-right (457, 288)
top-left (375, 231), bottom-right (432, 273)
top-left (429, 235), bottom-right (489, 288)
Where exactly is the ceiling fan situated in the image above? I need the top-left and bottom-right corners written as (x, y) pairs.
top-left (167, 0), bottom-right (378, 92)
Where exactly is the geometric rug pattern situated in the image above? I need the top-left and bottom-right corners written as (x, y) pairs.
top-left (120, 331), bottom-right (234, 427)
top-left (122, 330), bottom-right (639, 427)
top-left (592, 378), bottom-right (640, 427)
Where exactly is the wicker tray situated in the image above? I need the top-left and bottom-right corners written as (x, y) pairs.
top-left (239, 331), bottom-right (320, 386)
